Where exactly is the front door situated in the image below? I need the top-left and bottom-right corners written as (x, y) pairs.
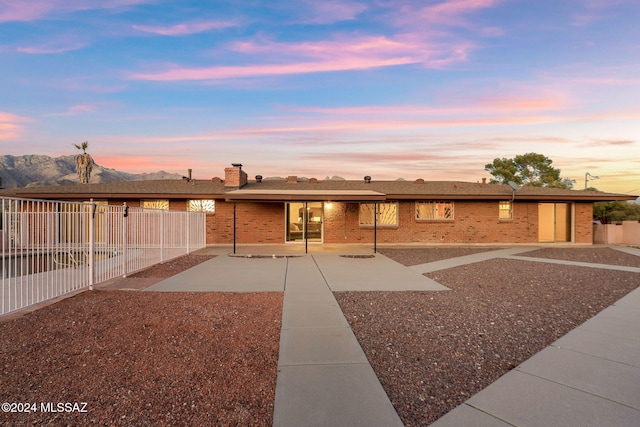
top-left (286, 202), bottom-right (323, 242)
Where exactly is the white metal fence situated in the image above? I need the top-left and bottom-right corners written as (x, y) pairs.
top-left (1, 197), bottom-right (206, 315)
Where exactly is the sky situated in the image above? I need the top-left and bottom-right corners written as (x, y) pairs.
top-left (1, 0), bottom-right (639, 194)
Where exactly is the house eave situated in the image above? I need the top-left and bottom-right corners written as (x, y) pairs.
top-left (225, 189), bottom-right (387, 202)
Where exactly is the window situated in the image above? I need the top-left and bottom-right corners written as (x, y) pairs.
top-left (141, 199), bottom-right (169, 210)
top-left (416, 201), bottom-right (454, 220)
top-left (188, 199), bottom-right (215, 214)
top-left (499, 201), bottom-right (512, 220)
top-left (359, 202), bottom-right (398, 226)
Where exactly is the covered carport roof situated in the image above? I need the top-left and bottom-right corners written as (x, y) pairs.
top-left (224, 189), bottom-right (387, 202)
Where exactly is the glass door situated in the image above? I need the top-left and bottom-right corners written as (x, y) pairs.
top-left (286, 202), bottom-right (323, 242)
top-left (538, 203), bottom-right (572, 243)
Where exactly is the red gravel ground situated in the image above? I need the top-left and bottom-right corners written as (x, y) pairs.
top-left (336, 248), bottom-right (640, 426)
top-left (0, 254), bottom-right (282, 427)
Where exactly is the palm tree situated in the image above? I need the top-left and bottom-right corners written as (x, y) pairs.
top-left (73, 141), bottom-right (94, 184)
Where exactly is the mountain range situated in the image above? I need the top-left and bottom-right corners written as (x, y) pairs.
top-left (0, 155), bottom-right (182, 189)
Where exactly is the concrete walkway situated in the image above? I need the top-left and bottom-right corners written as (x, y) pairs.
top-left (145, 245), bottom-right (640, 427)
top-left (273, 255), bottom-right (404, 427)
top-left (145, 246), bottom-right (445, 426)
top-left (429, 245), bottom-right (640, 427)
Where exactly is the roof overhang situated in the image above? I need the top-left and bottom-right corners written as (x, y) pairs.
top-left (225, 189), bottom-right (387, 202)
top-left (513, 194), bottom-right (638, 202)
top-left (4, 192), bottom-right (226, 200)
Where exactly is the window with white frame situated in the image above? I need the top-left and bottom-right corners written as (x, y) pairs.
top-left (415, 201), bottom-right (454, 220)
top-left (499, 201), bottom-right (512, 220)
top-left (141, 199), bottom-right (169, 210)
top-left (359, 202), bottom-right (398, 226)
top-left (188, 199), bottom-right (215, 214)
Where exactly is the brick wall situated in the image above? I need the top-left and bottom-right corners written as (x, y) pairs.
top-left (206, 201), bottom-right (284, 244)
top-left (574, 202), bottom-right (593, 244)
top-left (323, 201), bottom-right (540, 244)
top-left (202, 200), bottom-right (594, 245)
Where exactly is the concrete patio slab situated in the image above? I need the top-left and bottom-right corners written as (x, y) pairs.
top-left (614, 286), bottom-right (640, 309)
top-left (578, 305), bottom-right (640, 341)
top-left (517, 346), bottom-right (640, 410)
top-left (283, 289), bottom-right (338, 306)
top-left (273, 364), bottom-right (404, 427)
top-left (282, 303), bottom-right (349, 328)
top-left (553, 328), bottom-right (640, 368)
top-left (464, 370), bottom-right (640, 427)
top-left (284, 256), bottom-right (329, 291)
top-left (429, 403), bottom-right (513, 427)
top-left (145, 255), bottom-right (287, 292)
top-left (409, 247), bottom-right (537, 273)
top-left (506, 255), bottom-right (640, 273)
top-left (313, 253), bottom-right (449, 291)
top-left (278, 327), bottom-right (368, 366)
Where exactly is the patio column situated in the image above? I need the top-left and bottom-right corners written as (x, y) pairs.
top-left (374, 202), bottom-right (377, 254)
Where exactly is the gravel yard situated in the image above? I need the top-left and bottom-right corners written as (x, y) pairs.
top-left (1, 248), bottom-right (638, 426)
top-left (0, 255), bottom-right (282, 427)
top-left (336, 247), bottom-right (640, 426)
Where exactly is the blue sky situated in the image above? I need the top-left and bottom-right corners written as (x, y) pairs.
top-left (1, 0), bottom-right (639, 193)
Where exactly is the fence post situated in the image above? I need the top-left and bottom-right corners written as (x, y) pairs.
top-left (160, 209), bottom-right (165, 263)
top-left (186, 211), bottom-right (190, 254)
top-left (89, 200), bottom-right (96, 290)
top-left (122, 203), bottom-right (128, 277)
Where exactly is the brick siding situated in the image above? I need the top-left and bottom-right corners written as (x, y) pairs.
top-left (204, 200), bottom-right (594, 245)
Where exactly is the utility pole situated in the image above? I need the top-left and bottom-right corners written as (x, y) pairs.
top-left (585, 172), bottom-right (599, 189)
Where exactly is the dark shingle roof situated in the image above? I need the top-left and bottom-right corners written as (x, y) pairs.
top-left (1, 179), bottom-right (225, 199)
top-left (1, 177), bottom-right (635, 202)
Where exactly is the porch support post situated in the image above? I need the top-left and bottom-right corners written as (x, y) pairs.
top-left (305, 202), bottom-right (308, 254)
top-left (373, 202), bottom-right (377, 254)
top-left (233, 202), bottom-right (237, 254)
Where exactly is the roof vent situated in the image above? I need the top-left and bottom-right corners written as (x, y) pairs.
top-left (364, 176), bottom-right (372, 184)
top-left (255, 175), bottom-right (263, 183)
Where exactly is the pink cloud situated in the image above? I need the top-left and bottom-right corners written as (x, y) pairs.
top-left (571, 0), bottom-right (635, 26)
top-left (132, 56), bottom-right (417, 81)
top-left (0, 112), bottom-right (32, 140)
top-left (16, 41), bottom-right (87, 54)
top-left (45, 104), bottom-right (98, 117)
top-left (392, 0), bottom-right (500, 30)
top-left (131, 34), bottom-right (473, 81)
top-left (299, 0), bottom-right (368, 24)
top-left (0, 0), bottom-right (151, 22)
top-left (132, 20), bottom-right (239, 36)
top-left (284, 93), bottom-right (572, 117)
top-left (474, 94), bottom-right (572, 111)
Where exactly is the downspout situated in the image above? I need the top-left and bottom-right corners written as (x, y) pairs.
top-left (233, 202), bottom-right (237, 254)
top-left (305, 202), bottom-right (308, 254)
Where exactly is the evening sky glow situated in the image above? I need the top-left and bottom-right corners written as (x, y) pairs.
top-left (1, 0), bottom-right (639, 194)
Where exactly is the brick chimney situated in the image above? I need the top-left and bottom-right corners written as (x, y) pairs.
top-left (224, 163), bottom-right (248, 188)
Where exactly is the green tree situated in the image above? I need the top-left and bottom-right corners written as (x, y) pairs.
top-left (593, 201), bottom-right (640, 223)
top-left (485, 153), bottom-right (574, 188)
